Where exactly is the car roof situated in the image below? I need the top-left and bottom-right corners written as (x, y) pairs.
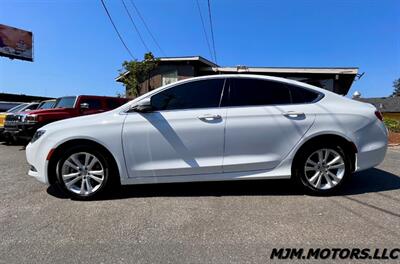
top-left (159, 74), bottom-right (330, 96)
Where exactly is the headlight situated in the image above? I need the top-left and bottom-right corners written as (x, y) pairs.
top-left (25, 114), bottom-right (38, 123)
top-left (31, 130), bottom-right (46, 143)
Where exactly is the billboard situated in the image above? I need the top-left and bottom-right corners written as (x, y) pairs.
top-left (0, 24), bottom-right (33, 62)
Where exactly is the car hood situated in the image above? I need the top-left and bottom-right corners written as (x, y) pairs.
top-left (41, 111), bottom-right (115, 132)
top-left (26, 108), bottom-right (72, 115)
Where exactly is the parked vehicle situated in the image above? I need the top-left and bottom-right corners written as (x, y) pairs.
top-left (0, 101), bottom-right (24, 112)
top-left (16, 95), bottom-right (128, 141)
top-left (26, 75), bottom-right (388, 199)
top-left (3, 99), bottom-right (56, 142)
top-left (1, 104), bottom-right (25, 133)
top-left (1, 103), bottom-right (39, 142)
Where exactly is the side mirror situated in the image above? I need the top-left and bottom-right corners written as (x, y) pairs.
top-left (80, 103), bottom-right (89, 109)
top-left (131, 98), bottom-right (153, 113)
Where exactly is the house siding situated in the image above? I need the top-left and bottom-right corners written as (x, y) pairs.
top-left (128, 64), bottom-right (195, 98)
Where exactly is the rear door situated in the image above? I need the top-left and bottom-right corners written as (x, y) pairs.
top-left (222, 77), bottom-right (317, 172)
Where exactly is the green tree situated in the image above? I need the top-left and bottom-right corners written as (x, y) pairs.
top-left (392, 78), bottom-right (400, 97)
top-left (118, 52), bottom-right (159, 97)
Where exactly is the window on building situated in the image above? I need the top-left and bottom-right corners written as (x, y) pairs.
top-left (151, 79), bottom-right (225, 110)
top-left (226, 78), bottom-right (291, 107)
top-left (162, 70), bottom-right (178, 86)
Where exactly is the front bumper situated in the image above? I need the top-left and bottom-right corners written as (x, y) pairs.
top-left (3, 123), bottom-right (38, 140)
top-left (26, 139), bottom-right (54, 185)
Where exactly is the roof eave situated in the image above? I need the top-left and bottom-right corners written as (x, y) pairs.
top-left (201, 67), bottom-right (358, 75)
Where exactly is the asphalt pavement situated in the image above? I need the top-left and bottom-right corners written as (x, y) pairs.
top-left (0, 144), bottom-right (399, 263)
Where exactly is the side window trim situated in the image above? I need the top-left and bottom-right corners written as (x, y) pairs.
top-left (218, 78), bottom-right (228, 107)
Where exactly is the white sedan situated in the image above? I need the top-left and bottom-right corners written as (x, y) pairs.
top-left (26, 75), bottom-right (388, 199)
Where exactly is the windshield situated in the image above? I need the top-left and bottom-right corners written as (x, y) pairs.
top-left (54, 97), bottom-right (77, 108)
top-left (6, 103), bottom-right (28, 113)
top-left (38, 101), bottom-right (55, 109)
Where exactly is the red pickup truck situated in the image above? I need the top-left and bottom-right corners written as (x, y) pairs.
top-left (12, 95), bottom-right (129, 141)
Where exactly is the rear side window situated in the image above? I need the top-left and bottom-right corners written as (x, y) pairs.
top-left (226, 78), bottom-right (291, 107)
top-left (151, 79), bottom-right (225, 111)
top-left (80, 99), bottom-right (102, 109)
top-left (288, 85), bottom-right (320, 104)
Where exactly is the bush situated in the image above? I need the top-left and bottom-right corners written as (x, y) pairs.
top-left (384, 118), bottom-right (400, 133)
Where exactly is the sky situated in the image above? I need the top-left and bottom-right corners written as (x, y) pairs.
top-left (0, 0), bottom-right (399, 98)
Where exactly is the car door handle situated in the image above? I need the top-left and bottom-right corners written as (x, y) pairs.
top-left (283, 111), bottom-right (304, 117)
top-left (198, 114), bottom-right (222, 121)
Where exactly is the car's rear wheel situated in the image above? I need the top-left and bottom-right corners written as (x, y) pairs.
top-left (55, 145), bottom-right (112, 200)
top-left (294, 143), bottom-right (351, 195)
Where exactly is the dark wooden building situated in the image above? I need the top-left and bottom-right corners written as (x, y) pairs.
top-left (116, 56), bottom-right (358, 98)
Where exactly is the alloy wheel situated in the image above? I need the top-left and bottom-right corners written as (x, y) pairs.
top-left (61, 152), bottom-right (105, 196)
top-left (304, 148), bottom-right (345, 190)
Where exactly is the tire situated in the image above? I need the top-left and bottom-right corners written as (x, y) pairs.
top-left (54, 145), bottom-right (114, 200)
top-left (293, 142), bottom-right (352, 195)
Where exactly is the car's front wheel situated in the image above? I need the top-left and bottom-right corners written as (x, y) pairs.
top-left (55, 145), bottom-right (112, 200)
top-left (294, 143), bottom-right (351, 195)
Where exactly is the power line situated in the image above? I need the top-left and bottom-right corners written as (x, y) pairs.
top-left (128, 0), bottom-right (166, 56)
top-left (100, 0), bottom-right (135, 59)
top-left (207, 0), bottom-right (217, 64)
top-left (121, 0), bottom-right (150, 52)
top-left (195, 0), bottom-right (214, 62)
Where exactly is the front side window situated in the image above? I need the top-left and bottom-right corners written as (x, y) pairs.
top-left (162, 70), bottom-right (178, 86)
top-left (54, 96), bottom-right (77, 108)
top-left (226, 78), bottom-right (291, 107)
top-left (80, 99), bottom-right (102, 109)
top-left (151, 79), bottom-right (225, 111)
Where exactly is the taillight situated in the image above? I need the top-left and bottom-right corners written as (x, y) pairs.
top-left (375, 111), bottom-right (383, 121)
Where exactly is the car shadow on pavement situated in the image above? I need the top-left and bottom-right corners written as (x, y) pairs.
top-left (46, 168), bottom-right (400, 200)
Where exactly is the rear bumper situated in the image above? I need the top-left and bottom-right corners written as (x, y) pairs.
top-left (356, 144), bottom-right (387, 171)
top-left (354, 119), bottom-right (388, 171)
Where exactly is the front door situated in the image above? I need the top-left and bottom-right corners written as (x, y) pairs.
top-left (122, 78), bottom-right (227, 178)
